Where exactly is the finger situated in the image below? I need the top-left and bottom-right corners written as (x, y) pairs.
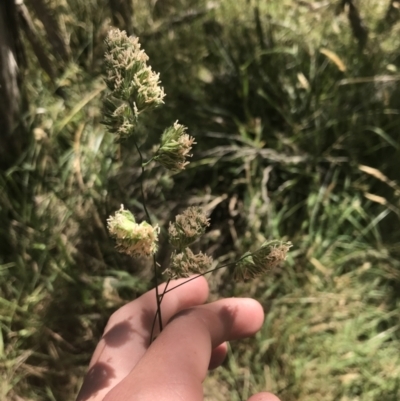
top-left (247, 393), bottom-right (281, 401)
top-left (103, 297), bottom-right (264, 401)
top-left (92, 276), bottom-right (209, 366)
top-left (208, 342), bottom-right (228, 370)
top-left (77, 276), bottom-right (209, 401)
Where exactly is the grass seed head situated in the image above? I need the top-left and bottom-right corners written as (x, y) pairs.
top-left (234, 241), bottom-right (292, 281)
top-left (104, 29), bottom-right (165, 117)
top-left (164, 248), bottom-right (213, 278)
top-left (102, 96), bottom-right (137, 140)
top-left (168, 206), bottom-right (210, 249)
top-left (154, 121), bottom-right (196, 172)
top-left (107, 205), bottom-right (159, 257)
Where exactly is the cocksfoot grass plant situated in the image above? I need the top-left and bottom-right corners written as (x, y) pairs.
top-left (102, 28), bottom-right (292, 339)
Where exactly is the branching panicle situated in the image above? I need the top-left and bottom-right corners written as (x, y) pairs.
top-left (103, 29), bottom-right (292, 341)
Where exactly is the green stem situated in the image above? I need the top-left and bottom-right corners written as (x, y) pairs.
top-left (142, 158), bottom-right (154, 168)
top-left (163, 259), bottom-right (242, 294)
top-left (133, 141), bottom-right (152, 224)
top-left (132, 137), bottom-right (163, 335)
top-left (149, 278), bottom-right (171, 345)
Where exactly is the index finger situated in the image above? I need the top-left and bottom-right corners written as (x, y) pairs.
top-left (103, 298), bottom-right (265, 401)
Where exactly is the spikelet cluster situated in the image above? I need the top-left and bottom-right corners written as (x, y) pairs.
top-left (162, 207), bottom-right (212, 278)
top-left (102, 98), bottom-right (136, 140)
top-left (154, 121), bottom-right (196, 172)
top-left (102, 29), bottom-right (165, 139)
top-left (234, 241), bottom-right (292, 281)
top-left (168, 207), bottom-right (210, 249)
top-left (107, 205), bottom-right (159, 257)
top-left (163, 248), bottom-right (213, 279)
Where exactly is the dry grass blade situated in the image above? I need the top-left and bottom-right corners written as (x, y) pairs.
top-left (320, 48), bottom-right (347, 72)
top-left (338, 75), bottom-right (400, 85)
top-left (359, 165), bottom-right (400, 192)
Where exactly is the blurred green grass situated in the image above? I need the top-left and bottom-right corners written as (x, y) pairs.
top-left (1, 0), bottom-right (400, 400)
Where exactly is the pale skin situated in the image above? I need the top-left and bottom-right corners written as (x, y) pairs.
top-left (77, 276), bottom-right (281, 401)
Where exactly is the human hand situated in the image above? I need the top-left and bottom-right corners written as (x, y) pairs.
top-left (76, 276), bottom-right (280, 401)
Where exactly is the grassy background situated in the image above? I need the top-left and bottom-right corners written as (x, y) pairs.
top-left (1, 0), bottom-right (400, 400)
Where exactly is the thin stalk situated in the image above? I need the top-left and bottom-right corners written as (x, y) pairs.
top-left (163, 259), bottom-right (241, 294)
top-left (149, 278), bottom-right (171, 345)
top-left (131, 133), bottom-right (163, 335)
top-left (159, 278), bottom-right (171, 303)
top-left (142, 158), bottom-right (154, 168)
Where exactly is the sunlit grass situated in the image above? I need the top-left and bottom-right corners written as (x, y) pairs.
top-left (1, 0), bottom-right (399, 400)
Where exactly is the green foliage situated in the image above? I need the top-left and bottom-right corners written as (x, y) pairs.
top-left (1, 0), bottom-right (400, 400)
